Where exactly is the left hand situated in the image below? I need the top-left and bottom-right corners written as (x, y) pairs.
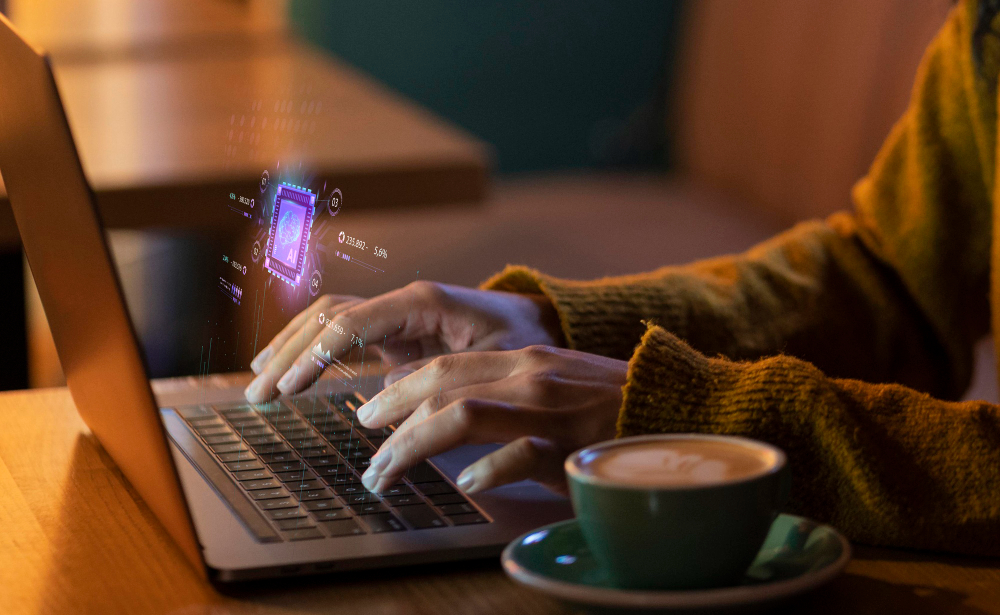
top-left (356, 345), bottom-right (628, 495)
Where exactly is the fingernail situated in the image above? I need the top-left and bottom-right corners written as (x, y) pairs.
top-left (244, 379), bottom-right (261, 402)
top-left (457, 468), bottom-right (476, 492)
top-left (356, 401), bottom-right (374, 423)
top-left (361, 467), bottom-right (378, 491)
top-left (369, 446), bottom-right (392, 475)
top-left (276, 365), bottom-right (297, 393)
top-left (384, 368), bottom-right (415, 387)
top-left (250, 347), bottom-right (273, 374)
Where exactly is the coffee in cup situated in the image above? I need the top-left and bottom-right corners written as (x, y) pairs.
top-left (566, 434), bottom-right (790, 590)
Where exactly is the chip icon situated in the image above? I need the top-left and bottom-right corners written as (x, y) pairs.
top-left (263, 184), bottom-right (315, 286)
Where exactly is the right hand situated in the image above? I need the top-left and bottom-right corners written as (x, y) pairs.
top-left (244, 281), bottom-right (565, 403)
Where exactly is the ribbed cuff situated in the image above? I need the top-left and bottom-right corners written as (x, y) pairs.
top-left (618, 324), bottom-right (750, 437)
top-left (482, 265), bottom-right (685, 361)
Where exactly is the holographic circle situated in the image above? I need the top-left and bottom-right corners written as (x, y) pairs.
top-left (259, 170), bottom-right (270, 194)
top-left (338, 230), bottom-right (345, 244)
top-left (309, 271), bottom-right (323, 296)
top-left (327, 188), bottom-right (343, 217)
top-left (251, 240), bottom-right (262, 263)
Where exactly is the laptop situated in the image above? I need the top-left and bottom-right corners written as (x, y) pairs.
top-left (0, 14), bottom-right (571, 582)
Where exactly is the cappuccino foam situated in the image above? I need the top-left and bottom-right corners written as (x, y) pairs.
top-left (583, 439), bottom-right (777, 487)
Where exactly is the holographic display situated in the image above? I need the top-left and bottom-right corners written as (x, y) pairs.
top-left (264, 184), bottom-right (315, 286)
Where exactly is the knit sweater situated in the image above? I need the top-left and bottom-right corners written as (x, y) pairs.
top-left (483, 0), bottom-right (1000, 557)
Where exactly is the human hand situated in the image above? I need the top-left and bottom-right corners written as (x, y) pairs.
top-left (245, 281), bottom-right (564, 403)
top-left (355, 345), bottom-right (628, 495)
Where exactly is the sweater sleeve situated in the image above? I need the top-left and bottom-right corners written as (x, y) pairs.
top-left (483, 0), bottom-right (995, 401)
top-left (623, 325), bottom-right (1000, 556)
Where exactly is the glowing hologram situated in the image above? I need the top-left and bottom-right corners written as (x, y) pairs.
top-left (263, 184), bottom-right (315, 286)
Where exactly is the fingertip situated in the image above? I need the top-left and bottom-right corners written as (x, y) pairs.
top-left (250, 346), bottom-right (273, 375)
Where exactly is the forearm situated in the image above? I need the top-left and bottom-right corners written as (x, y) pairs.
top-left (622, 325), bottom-right (1000, 556)
top-left (484, 212), bottom-right (964, 398)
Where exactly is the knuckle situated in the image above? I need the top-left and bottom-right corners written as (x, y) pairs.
top-left (522, 344), bottom-right (555, 362)
top-left (407, 280), bottom-right (443, 300)
top-left (512, 437), bottom-right (543, 464)
top-left (427, 354), bottom-right (456, 377)
top-left (448, 399), bottom-right (475, 430)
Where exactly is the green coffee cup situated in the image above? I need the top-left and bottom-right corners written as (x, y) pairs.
top-left (566, 434), bottom-right (791, 590)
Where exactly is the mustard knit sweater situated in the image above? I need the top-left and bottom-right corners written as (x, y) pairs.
top-left (484, 0), bottom-right (1000, 557)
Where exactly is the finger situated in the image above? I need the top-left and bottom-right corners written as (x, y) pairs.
top-left (361, 399), bottom-right (558, 493)
top-left (246, 299), bottom-right (362, 402)
top-left (380, 333), bottom-right (516, 387)
top-left (250, 294), bottom-right (357, 374)
top-left (456, 437), bottom-right (568, 495)
top-left (356, 351), bottom-right (519, 428)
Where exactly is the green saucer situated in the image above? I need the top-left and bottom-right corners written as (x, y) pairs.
top-left (501, 514), bottom-right (850, 614)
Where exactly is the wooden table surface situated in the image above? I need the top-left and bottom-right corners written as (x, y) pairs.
top-left (0, 29), bottom-right (490, 247)
top-left (1, 383), bottom-right (998, 615)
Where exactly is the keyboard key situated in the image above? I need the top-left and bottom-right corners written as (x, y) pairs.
top-left (285, 480), bottom-right (327, 492)
top-left (219, 405), bottom-right (256, 417)
top-left (354, 459), bottom-right (372, 470)
top-left (318, 429), bottom-right (354, 441)
top-left (404, 462), bottom-right (444, 484)
top-left (330, 483), bottom-right (366, 496)
top-left (385, 494), bottom-right (423, 507)
top-left (225, 460), bottom-right (264, 472)
top-left (274, 418), bottom-right (310, 429)
top-left (234, 469), bottom-right (272, 481)
top-left (283, 528), bottom-right (324, 541)
top-left (382, 484), bottom-right (414, 496)
top-left (289, 438), bottom-right (326, 450)
top-left (313, 509), bottom-right (353, 522)
top-left (427, 493), bottom-right (468, 506)
top-left (250, 488), bottom-right (290, 500)
top-left (307, 458), bottom-right (346, 471)
top-left (314, 465), bottom-right (352, 479)
top-left (357, 427), bottom-right (388, 438)
top-left (415, 482), bottom-right (456, 496)
top-left (299, 447), bottom-right (338, 458)
top-left (304, 499), bottom-right (343, 511)
top-left (276, 518), bottom-right (317, 531)
top-left (250, 443), bottom-right (291, 455)
top-left (188, 417), bottom-right (226, 428)
top-left (323, 471), bottom-right (361, 484)
top-left (349, 501), bottom-right (389, 515)
top-left (363, 513), bottom-right (405, 533)
top-left (176, 405), bottom-right (216, 420)
top-left (242, 479), bottom-right (281, 491)
top-left (259, 452), bottom-right (297, 464)
top-left (344, 493), bottom-right (381, 505)
top-left (450, 513), bottom-right (488, 525)
top-left (342, 448), bottom-right (374, 461)
top-left (321, 518), bottom-right (365, 536)
top-left (195, 426), bottom-right (231, 437)
top-left (258, 498), bottom-right (298, 510)
top-left (245, 435), bottom-right (283, 446)
top-left (395, 505), bottom-right (447, 529)
top-left (204, 434), bottom-right (241, 445)
top-left (267, 507), bottom-right (308, 520)
top-left (276, 470), bottom-right (317, 482)
top-left (210, 443), bottom-right (249, 454)
top-left (218, 451), bottom-right (256, 463)
top-left (438, 503), bottom-right (477, 516)
top-left (278, 428), bottom-right (315, 439)
top-left (233, 426), bottom-right (274, 438)
top-left (298, 489), bottom-right (336, 501)
top-left (267, 461), bottom-right (306, 473)
top-left (229, 418), bottom-right (267, 429)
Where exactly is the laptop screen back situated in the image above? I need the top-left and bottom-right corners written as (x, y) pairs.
top-left (0, 14), bottom-right (204, 573)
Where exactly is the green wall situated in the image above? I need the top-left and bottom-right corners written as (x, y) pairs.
top-left (290, 1), bottom-right (685, 173)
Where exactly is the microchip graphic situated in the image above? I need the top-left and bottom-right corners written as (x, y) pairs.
top-left (264, 184), bottom-right (316, 286)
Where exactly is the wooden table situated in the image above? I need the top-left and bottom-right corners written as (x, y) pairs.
top-left (0, 41), bottom-right (490, 247)
top-left (1, 383), bottom-right (999, 614)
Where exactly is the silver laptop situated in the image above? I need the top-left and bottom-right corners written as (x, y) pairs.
top-left (0, 13), bottom-right (571, 582)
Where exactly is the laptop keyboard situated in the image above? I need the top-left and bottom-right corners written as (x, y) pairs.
top-left (174, 392), bottom-right (489, 541)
